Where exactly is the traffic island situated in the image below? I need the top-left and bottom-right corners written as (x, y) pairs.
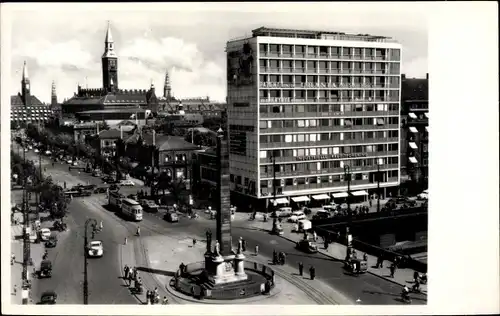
top-left (170, 260), bottom-right (275, 301)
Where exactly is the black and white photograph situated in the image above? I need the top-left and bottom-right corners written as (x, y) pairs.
top-left (1, 2), bottom-right (498, 315)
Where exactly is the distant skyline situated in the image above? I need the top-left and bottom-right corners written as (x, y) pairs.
top-left (5, 2), bottom-right (428, 104)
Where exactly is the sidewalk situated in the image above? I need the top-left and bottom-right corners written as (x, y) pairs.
top-left (234, 214), bottom-right (427, 295)
top-left (123, 234), bottom-right (352, 304)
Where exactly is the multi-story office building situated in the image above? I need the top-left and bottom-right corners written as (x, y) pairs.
top-left (226, 27), bottom-right (402, 209)
top-left (400, 73), bottom-right (428, 193)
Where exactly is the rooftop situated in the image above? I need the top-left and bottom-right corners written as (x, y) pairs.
top-left (402, 74), bottom-right (428, 101)
top-left (11, 94), bottom-right (45, 107)
top-left (234, 27), bottom-right (397, 43)
top-left (98, 128), bottom-right (129, 139)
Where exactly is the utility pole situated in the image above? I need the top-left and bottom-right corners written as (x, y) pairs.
top-left (21, 147), bottom-right (31, 304)
top-left (83, 218), bottom-right (98, 305)
top-left (271, 155), bottom-right (277, 217)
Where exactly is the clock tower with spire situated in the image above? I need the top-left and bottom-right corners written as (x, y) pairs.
top-left (21, 61), bottom-right (31, 107)
top-left (102, 21), bottom-right (118, 92)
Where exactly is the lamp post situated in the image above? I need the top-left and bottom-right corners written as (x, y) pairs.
top-left (83, 218), bottom-right (98, 305)
top-left (270, 154), bottom-right (277, 218)
top-left (377, 158), bottom-right (383, 213)
top-left (343, 165), bottom-right (351, 212)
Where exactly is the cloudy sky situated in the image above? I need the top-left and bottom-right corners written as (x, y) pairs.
top-left (4, 2), bottom-right (428, 104)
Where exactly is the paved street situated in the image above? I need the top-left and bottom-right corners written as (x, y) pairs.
top-left (12, 141), bottom-right (426, 304)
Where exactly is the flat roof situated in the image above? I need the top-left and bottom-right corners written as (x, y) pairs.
top-left (249, 26), bottom-right (396, 43)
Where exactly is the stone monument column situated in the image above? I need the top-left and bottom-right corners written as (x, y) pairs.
top-left (216, 127), bottom-right (232, 256)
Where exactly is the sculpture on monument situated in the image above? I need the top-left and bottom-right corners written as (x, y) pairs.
top-left (214, 240), bottom-right (221, 256)
top-left (206, 230), bottom-right (212, 254)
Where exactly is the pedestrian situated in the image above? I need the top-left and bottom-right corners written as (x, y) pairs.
top-left (146, 290), bottom-right (151, 302)
top-left (192, 238), bottom-right (197, 247)
top-left (124, 265), bottom-right (130, 280)
top-left (363, 253), bottom-right (368, 262)
top-left (124, 237), bottom-right (128, 245)
top-left (309, 265), bottom-right (316, 280)
top-left (389, 263), bottom-right (396, 278)
top-left (242, 239), bottom-right (247, 252)
top-left (272, 249), bottom-right (278, 264)
top-left (13, 285), bottom-right (17, 295)
top-left (324, 240), bottom-right (329, 250)
top-left (254, 244), bottom-right (259, 256)
top-left (298, 262), bottom-right (304, 276)
top-left (369, 199), bottom-right (372, 207)
top-left (162, 296), bottom-right (169, 304)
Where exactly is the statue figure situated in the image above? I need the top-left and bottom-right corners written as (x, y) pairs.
top-left (237, 238), bottom-right (243, 254)
top-left (214, 240), bottom-right (221, 256)
top-left (206, 230), bottom-right (212, 253)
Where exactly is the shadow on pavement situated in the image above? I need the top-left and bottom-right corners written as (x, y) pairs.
top-left (286, 252), bottom-right (337, 262)
top-left (136, 266), bottom-right (176, 277)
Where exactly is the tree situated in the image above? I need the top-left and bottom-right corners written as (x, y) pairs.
top-left (169, 178), bottom-right (188, 206)
top-left (38, 176), bottom-right (69, 219)
top-left (156, 172), bottom-right (172, 197)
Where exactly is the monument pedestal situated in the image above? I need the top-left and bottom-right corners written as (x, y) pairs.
top-left (234, 253), bottom-right (248, 279)
top-left (208, 254), bottom-right (247, 285)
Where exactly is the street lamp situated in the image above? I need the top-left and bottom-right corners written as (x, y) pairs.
top-left (377, 158), bottom-right (384, 212)
top-left (343, 164), bottom-right (351, 212)
top-left (270, 154), bottom-right (277, 218)
top-left (83, 218), bottom-right (98, 305)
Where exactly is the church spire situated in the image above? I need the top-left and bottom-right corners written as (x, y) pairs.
top-left (102, 20), bottom-right (118, 91)
top-left (51, 80), bottom-right (58, 106)
top-left (163, 70), bottom-right (171, 100)
top-left (102, 21), bottom-right (117, 58)
top-left (105, 20), bottom-right (114, 43)
top-left (22, 61), bottom-right (29, 81)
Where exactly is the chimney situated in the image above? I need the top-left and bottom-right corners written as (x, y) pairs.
top-left (426, 73), bottom-right (429, 80)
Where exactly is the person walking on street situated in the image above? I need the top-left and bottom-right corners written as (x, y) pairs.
top-left (192, 238), bottom-right (197, 247)
top-left (309, 265), bottom-right (316, 280)
top-left (369, 198), bottom-right (372, 208)
top-left (254, 244), bottom-right (259, 256)
top-left (124, 265), bottom-right (130, 281)
top-left (162, 296), bottom-right (169, 304)
top-left (390, 263), bottom-right (396, 278)
top-left (273, 249), bottom-right (278, 265)
top-left (298, 262), bottom-right (304, 276)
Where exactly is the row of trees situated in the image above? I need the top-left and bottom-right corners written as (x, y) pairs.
top-left (11, 150), bottom-right (69, 219)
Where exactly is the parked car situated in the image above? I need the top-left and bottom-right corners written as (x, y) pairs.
top-left (109, 184), bottom-right (120, 192)
top-left (296, 239), bottom-right (319, 253)
top-left (44, 150), bottom-right (52, 155)
top-left (87, 240), bottom-right (104, 258)
top-left (92, 170), bottom-right (103, 177)
top-left (141, 200), bottom-right (159, 213)
top-left (288, 210), bottom-right (307, 223)
top-left (94, 187), bottom-right (108, 194)
top-left (34, 148), bottom-right (39, 153)
top-left (45, 236), bottom-right (58, 248)
top-left (119, 179), bottom-right (135, 186)
top-left (164, 212), bottom-right (179, 222)
top-left (38, 260), bottom-right (53, 278)
top-left (312, 210), bottom-right (330, 221)
top-left (39, 291), bottom-right (57, 304)
top-left (417, 190), bottom-right (429, 200)
top-left (39, 228), bottom-right (51, 241)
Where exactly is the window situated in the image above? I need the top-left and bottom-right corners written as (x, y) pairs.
top-left (269, 60), bottom-right (278, 68)
top-left (260, 135), bottom-right (267, 143)
top-left (295, 60), bottom-right (304, 69)
top-left (296, 105), bottom-right (305, 112)
top-left (297, 149), bottom-right (305, 156)
top-left (297, 120), bottom-right (305, 127)
top-left (270, 44), bottom-right (279, 53)
top-left (307, 46), bottom-right (316, 54)
top-left (285, 135), bottom-right (292, 143)
top-left (271, 121), bottom-right (281, 128)
top-left (283, 120), bottom-right (294, 128)
top-left (259, 44), bottom-right (267, 54)
top-left (260, 151), bottom-right (267, 158)
top-left (309, 119), bottom-right (317, 127)
top-left (297, 134), bottom-right (305, 142)
top-left (310, 134), bottom-right (317, 142)
top-left (342, 47), bottom-right (351, 56)
top-left (295, 45), bottom-right (305, 53)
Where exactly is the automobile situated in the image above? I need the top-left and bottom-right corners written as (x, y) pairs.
top-left (312, 210), bottom-right (330, 221)
top-left (66, 159), bottom-right (73, 164)
top-left (417, 190), bottom-right (429, 200)
top-left (394, 196), bottom-right (417, 207)
top-left (323, 205), bottom-right (337, 212)
top-left (39, 260), bottom-right (53, 278)
top-left (87, 240), bottom-right (104, 258)
top-left (109, 184), bottom-right (120, 191)
top-left (141, 200), bottom-right (159, 213)
top-left (44, 150), bottom-right (52, 155)
top-left (119, 179), bottom-right (135, 186)
top-left (164, 212), bottom-right (179, 222)
top-left (39, 291), bottom-right (57, 304)
top-left (288, 210), bottom-right (307, 223)
top-left (28, 145), bottom-right (33, 150)
top-left (92, 170), bottom-right (102, 177)
top-left (94, 187), bottom-right (108, 194)
top-left (102, 176), bottom-right (114, 183)
top-left (277, 207), bottom-right (293, 218)
top-left (72, 161), bottom-right (78, 166)
top-left (45, 236), bottom-right (58, 248)
top-left (34, 148), bottom-right (39, 153)
top-left (39, 228), bottom-right (51, 241)
top-left (296, 239), bottom-right (319, 253)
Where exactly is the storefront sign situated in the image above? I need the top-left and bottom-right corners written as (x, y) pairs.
top-left (296, 153), bottom-right (367, 161)
top-left (260, 82), bottom-right (376, 89)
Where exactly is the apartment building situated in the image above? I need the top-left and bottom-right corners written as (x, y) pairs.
top-left (400, 73), bottom-right (428, 193)
top-left (226, 27), bottom-right (402, 210)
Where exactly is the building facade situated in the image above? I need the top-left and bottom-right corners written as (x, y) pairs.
top-left (10, 62), bottom-right (52, 127)
top-left (226, 27), bottom-right (402, 209)
top-left (400, 74), bottom-right (428, 193)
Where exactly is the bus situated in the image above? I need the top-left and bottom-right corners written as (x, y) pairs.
top-left (109, 191), bottom-right (124, 210)
top-left (121, 198), bottom-right (143, 221)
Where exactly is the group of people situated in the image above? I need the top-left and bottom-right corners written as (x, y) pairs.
top-left (123, 265), bottom-right (142, 292)
top-left (272, 250), bottom-right (286, 265)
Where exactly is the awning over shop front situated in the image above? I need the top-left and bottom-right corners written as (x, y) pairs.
top-left (408, 112), bottom-right (417, 119)
top-left (312, 194), bottom-right (330, 200)
top-left (292, 196), bottom-right (310, 203)
top-left (425, 126), bottom-right (429, 132)
top-left (351, 190), bottom-right (368, 196)
top-left (409, 157), bottom-right (418, 164)
top-left (424, 112), bottom-right (429, 118)
top-left (409, 127), bottom-right (418, 133)
top-left (409, 142), bottom-right (418, 149)
top-left (332, 192), bottom-right (349, 198)
top-left (270, 197), bottom-right (289, 205)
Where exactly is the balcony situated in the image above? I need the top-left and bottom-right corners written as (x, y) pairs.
top-left (259, 111), bottom-right (399, 119)
top-left (260, 124), bottom-right (399, 134)
top-left (260, 164), bottom-right (399, 178)
top-left (259, 151), bottom-right (399, 164)
top-left (258, 52), bottom-right (395, 62)
top-left (260, 137), bottom-right (399, 149)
